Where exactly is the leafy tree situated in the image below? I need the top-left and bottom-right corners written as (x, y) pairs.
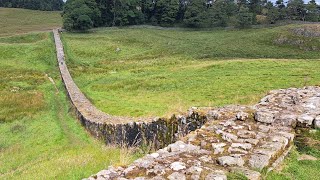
top-left (236, 5), bottom-right (253, 28)
top-left (265, 1), bottom-right (279, 23)
top-left (62, 0), bottom-right (101, 31)
top-left (0, 0), bottom-right (64, 11)
top-left (112, 0), bottom-right (144, 26)
top-left (287, 0), bottom-right (306, 21)
top-left (154, 0), bottom-right (180, 26)
top-left (207, 0), bottom-right (236, 27)
top-left (275, 0), bottom-right (287, 20)
top-left (183, 0), bottom-right (207, 27)
top-left (306, 0), bottom-right (319, 22)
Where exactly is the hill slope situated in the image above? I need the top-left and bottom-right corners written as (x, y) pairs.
top-left (0, 8), bottom-right (62, 36)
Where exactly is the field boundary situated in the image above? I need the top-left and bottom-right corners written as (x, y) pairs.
top-left (53, 29), bottom-right (207, 147)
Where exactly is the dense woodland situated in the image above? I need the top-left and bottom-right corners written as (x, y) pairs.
top-left (0, 0), bottom-right (64, 11)
top-left (62, 0), bottom-right (320, 30)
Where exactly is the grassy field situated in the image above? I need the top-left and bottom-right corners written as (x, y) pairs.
top-left (0, 8), bottom-right (62, 36)
top-left (62, 25), bottom-right (320, 117)
top-left (0, 9), bottom-right (139, 179)
top-left (1, 7), bottom-right (319, 179)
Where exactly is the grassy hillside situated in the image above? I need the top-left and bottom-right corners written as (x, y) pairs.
top-left (0, 32), bottom-right (139, 179)
top-left (0, 8), bottom-right (62, 36)
top-left (62, 25), bottom-right (320, 117)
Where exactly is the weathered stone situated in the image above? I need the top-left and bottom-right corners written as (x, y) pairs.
top-left (221, 132), bottom-right (238, 142)
top-left (170, 162), bottom-right (186, 171)
top-left (212, 143), bottom-right (226, 154)
top-left (167, 172), bottom-right (186, 180)
top-left (237, 130), bottom-right (256, 139)
top-left (255, 111), bottom-right (275, 124)
top-left (254, 149), bottom-right (277, 158)
top-left (199, 155), bottom-right (213, 163)
top-left (217, 156), bottom-right (245, 167)
top-left (236, 111), bottom-right (249, 121)
top-left (168, 141), bottom-right (200, 153)
top-left (231, 143), bottom-right (252, 150)
top-left (146, 164), bottom-right (166, 176)
top-left (297, 114), bottom-right (315, 126)
top-left (187, 166), bottom-right (203, 180)
top-left (205, 171), bottom-right (227, 180)
top-left (249, 154), bottom-right (270, 170)
top-left (276, 114), bottom-right (297, 127)
top-left (314, 116), bottom-right (320, 128)
top-left (228, 147), bottom-right (248, 154)
top-left (230, 167), bottom-right (261, 180)
top-left (258, 125), bottom-right (270, 133)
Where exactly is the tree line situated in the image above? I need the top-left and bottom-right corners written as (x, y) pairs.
top-left (0, 0), bottom-right (64, 11)
top-left (62, 0), bottom-right (320, 31)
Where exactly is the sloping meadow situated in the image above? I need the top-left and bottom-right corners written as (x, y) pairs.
top-left (62, 24), bottom-right (320, 118)
top-left (0, 32), bottom-right (139, 179)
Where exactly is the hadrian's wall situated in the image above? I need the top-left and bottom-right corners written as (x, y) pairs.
top-left (53, 29), bottom-right (208, 148)
top-left (53, 29), bottom-right (320, 180)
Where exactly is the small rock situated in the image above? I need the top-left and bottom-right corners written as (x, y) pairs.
top-left (228, 147), bottom-right (248, 154)
top-left (249, 154), bottom-right (270, 170)
top-left (255, 111), bottom-right (275, 124)
top-left (212, 143), bottom-right (226, 154)
top-left (150, 153), bottom-right (160, 158)
top-left (167, 172), bottom-right (186, 180)
top-left (314, 116), bottom-right (320, 128)
top-left (231, 143), bottom-right (252, 150)
top-left (236, 111), bottom-right (249, 121)
top-left (199, 155), bottom-right (213, 163)
top-left (170, 162), bottom-right (186, 171)
top-left (297, 114), bottom-right (315, 127)
top-left (217, 156), bottom-right (245, 167)
top-left (258, 125), bottom-right (270, 133)
top-left (205, 171), bottom-right (227, 180)
top-left (230, 167), bottom-right (261, 180)
top-left (221, 132), bottom-right (238, 142)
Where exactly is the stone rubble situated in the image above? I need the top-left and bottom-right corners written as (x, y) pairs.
top-left (86, 86), bottom-right (320, 180)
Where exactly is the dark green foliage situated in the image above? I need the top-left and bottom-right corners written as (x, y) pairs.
top-left (183, 0), bottom-right (207, 27)
top-left (61, 0), bottom-right (320, 30)
top-left (62, 0), bottom-right (101, 31)
top-left (287, 0), bottom-right (306, 20)
top-left (0, 0), bottom-right (64, 11)
top-left (153, 0), bottom-right (180, 26)
top-left (236, 5), bottom-right (253, 28)
top-left (306, 0), bottom-right (319, 22)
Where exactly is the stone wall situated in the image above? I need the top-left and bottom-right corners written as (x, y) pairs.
top-left (87, 87), bottom-right (320, 180)
top-left (53, 29), bottom-right (320, 179)
top-left (53, 29), bottom-right (208, 148)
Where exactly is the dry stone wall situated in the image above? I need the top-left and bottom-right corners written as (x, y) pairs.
top-left (53, 29), bottom-right (207, 148)
top-left (53, 29), bottom-right (320, 180)
top-left (87, 87), bottom-right (320, 180)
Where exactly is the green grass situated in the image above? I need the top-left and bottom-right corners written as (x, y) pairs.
top-left (266, 129), bottom-right (320, 180)
top-left (62, 25), bottom-right (320, 117)
top-left (0, 32), bottom-right (139, 179)
top-left (0, 8), bottom-right (62, 36)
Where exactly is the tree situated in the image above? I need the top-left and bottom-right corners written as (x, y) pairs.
top-left (183, 0), bottom-right (207, 27)
top-left (62, 0), bottom-right (101, 31)
top-left (275, 0), bottom-right (286, 20)
top-left (265, 1), bottom-right (279, 23)
top-left (0, 0), bottom-right (64, 11)
top-left (287, 0), bottom-right (306, 21)
top-left (154, 0), bottom-right (180, 26)
top-left (306, 0), bottom-right (319, 22)
top-left (207, 0), bottom-right (237, 27)
top-left (236, 5), bottom-right (253, 28)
